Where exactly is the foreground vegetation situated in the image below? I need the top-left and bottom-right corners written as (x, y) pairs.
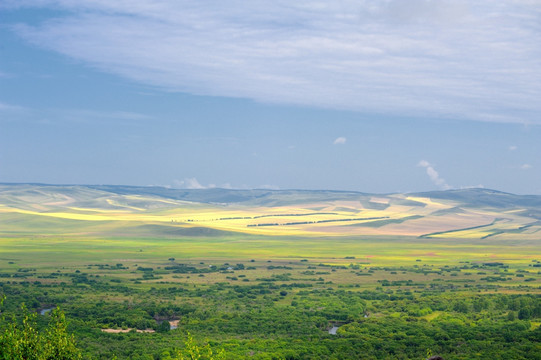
top-left (1, 254), bottom-right (540, 359)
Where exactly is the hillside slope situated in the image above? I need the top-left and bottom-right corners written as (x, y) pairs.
top-left (1, 183), bottom-right (540, 239)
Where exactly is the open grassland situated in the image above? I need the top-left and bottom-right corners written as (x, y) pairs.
top-left (1, 231), bottom-right (540, 300)
top-left (1, 234), bottom-right (540, 267)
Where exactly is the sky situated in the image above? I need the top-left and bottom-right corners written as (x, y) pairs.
top-left (0, 0), bottom-right (540, 194)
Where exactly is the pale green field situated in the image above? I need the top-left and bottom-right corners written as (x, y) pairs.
top-left (1, 233), bottom-right (539, 271)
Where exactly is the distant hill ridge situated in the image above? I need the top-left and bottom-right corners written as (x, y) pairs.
top-left (1, 183), bottom-right (540, 207)
top-left (2, 183), bottom-right (541, 239)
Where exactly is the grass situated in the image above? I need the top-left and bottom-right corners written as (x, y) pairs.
top-left (1, 232), bottom-right (539, 269)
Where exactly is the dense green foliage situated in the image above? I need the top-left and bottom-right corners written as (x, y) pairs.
top-left (0, 297), bottom-right (81, 359)
top-left (0, 260), bottom-right (540, 359)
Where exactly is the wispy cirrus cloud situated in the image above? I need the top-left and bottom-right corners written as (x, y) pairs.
top-left (0, 103), bottom-right (151, 125)
top-left (0, 101), bottom-right (25, 112)
top-left (59, 109), bottom-right (152, 123)
top-left (418, 160), bottom-right (451, 190)
top-left (5, 0), bottom-right (541, 123)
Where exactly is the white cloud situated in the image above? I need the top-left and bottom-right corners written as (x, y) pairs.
top-left (220, 183), bottom-right (233, 189)
top-left (7, 1), bottom-right (541, 123)
top-left (256, 184), bottom-right (280, 190)
top-left (174, 177), bottom-right (208, 189)
top-left (417, 160), bottom-right (451, 190)
top-left (509, 145), bottom-right (518, 151)
top-left (173, 178), bottom-right (241, 189)
top-left (460, 184), bottom-right (485, 189)
top-left (520, 164), bottom-right (532, 170)
top-left (333, 137), bottom-right (346, 145)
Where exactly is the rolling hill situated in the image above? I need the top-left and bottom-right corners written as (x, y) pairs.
top-left (1, 183), bottom-right (540, 240)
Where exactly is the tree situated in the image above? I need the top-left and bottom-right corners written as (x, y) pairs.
top-left (173, 333), bottom-right (225, 360)
top-left (158, 320), bottom-right (171, 333)
top-left (42, 309), bottom-right (81, 360)
top-left (0, 297), bottom-right (81, 360)
top-left (518, 308), bottom-right (531, 320)
top-left (507, 311), bottom-right (516, 321)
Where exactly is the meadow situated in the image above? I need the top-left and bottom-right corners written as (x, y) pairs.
top-left (1, 184), bottom-right (540, 359)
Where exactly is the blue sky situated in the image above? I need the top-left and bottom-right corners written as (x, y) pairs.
top-left (1, 1), bottom-right (540, 194)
